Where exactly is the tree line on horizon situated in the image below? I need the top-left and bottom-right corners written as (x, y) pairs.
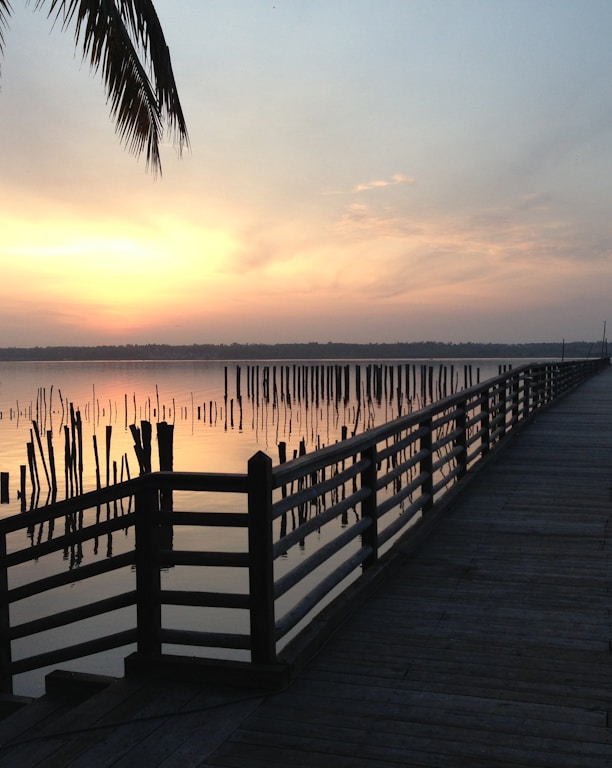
top-left (0, 340), bottom-right (605, 362)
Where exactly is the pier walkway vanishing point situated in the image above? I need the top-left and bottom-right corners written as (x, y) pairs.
top-left (0, 363), bottom-right (611, 766)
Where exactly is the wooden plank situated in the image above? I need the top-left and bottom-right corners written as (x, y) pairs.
top-left (117, 686), bottom-right (264, 768)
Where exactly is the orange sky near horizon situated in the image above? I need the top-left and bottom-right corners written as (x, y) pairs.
top-left (1, 1), bottom-right (611, 347)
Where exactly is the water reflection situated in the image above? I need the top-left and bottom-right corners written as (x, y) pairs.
top-left (0, 358), bottom-right (508, 522)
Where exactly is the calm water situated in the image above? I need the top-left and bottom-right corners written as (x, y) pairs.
top-left (0, 358), bottom-right (521, 517)
top-left (0, 358), bottom-right (532, 695)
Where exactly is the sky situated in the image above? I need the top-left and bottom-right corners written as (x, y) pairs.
top-left (1, 0), bottom-right (611, 347)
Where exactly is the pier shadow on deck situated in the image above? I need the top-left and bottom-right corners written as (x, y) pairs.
top-left (1, 367), bottom-right (611, 767)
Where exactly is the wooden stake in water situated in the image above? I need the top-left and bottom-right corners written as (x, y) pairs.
top-left (130, 420), bottom-right (153, 474)
top-left (20, 465), bottom-right (26, 512)
top-left (93, 434), bottom-right (101, 490)
top-left (31, 421), bottom-right (51, 491)
top-left (47, 430), bottom-right (57, 495)
top-left (0, 473), bottom-right (8, 504)
top-left (106, 425), bottom-right (112, 487)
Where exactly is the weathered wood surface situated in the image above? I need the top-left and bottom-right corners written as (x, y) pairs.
top-left (1, 366), bottom-right (611, 766)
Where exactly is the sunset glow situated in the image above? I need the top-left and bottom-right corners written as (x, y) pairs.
top-left (1, 1), bottom-right (611, 347)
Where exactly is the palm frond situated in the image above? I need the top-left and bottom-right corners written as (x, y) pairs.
top-left (0, 1), bottom-right (13, 77)
top-left (35, 0), bottom-right (188, 174)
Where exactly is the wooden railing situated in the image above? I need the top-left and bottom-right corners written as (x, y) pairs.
top-left (0, 357), bottom-right (608, 694)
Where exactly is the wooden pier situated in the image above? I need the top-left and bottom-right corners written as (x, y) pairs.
top-left (0, 362), bottom-right (611, 765)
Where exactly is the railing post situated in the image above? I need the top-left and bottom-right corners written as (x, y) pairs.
top-left (511, 372), bottom-right (520, 426)
top-left (360, 445), bottom-right (378, 568)
top-left (498, 380), bottom-right (507, 439)
top-left (523, 371), bottom-right (531, 419)
top-left (536, 367), bottom-right (545, 410)
top-left (135, 485), bottom-right (162, 656)
top-left (481, 386), bottom-right (491, 457)
top-left (248, 451), bottom-right (276, 664)
top-left (0, 533), bottom-right (12, 694)
top-left (419, 417), bottom-right (434, 513)
top-left (545, 364), bottom-right (554, 404)
top-left (456, 401), bottom-right (467, 480)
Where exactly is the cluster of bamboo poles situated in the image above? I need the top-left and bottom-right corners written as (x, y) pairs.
top-left (22, 409), bottom-right (134, 513)
top-left (232, 361), bottom-right (482, 408)
top-left (176, 362), bottom-right (484, 436)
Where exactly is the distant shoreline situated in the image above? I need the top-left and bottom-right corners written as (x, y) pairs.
top-left (0, 341), bottom-right (605, 362)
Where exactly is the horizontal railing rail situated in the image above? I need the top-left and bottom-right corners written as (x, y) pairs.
top-left (0, 357), bottom-right (608, 693)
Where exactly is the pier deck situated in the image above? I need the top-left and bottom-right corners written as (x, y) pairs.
top-left (1, 366), bottom-right (611, 766)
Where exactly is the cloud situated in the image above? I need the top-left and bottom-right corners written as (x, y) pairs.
top-left (353, 173), bottom-right (415, 192)
top-left (321, 173), bottom-right (415, 196)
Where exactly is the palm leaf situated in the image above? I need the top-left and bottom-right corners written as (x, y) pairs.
top-left (0, 1), bottom-right (12, 77)
top-left (35, 0), bottom-right (189, 173)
